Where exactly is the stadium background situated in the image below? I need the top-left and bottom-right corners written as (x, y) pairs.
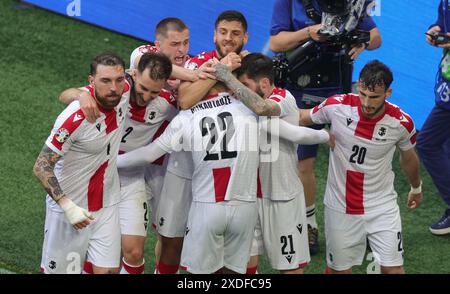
top-left (0, 0), bottom-right (448, 273)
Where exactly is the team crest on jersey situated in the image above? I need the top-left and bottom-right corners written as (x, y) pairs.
top-left (55, 128), bottom-right (69, 143)
top-left (374, 125), bottom-right (388, 141)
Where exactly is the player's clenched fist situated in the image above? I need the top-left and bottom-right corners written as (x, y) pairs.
top-left (59, 198), bottom-right (95, 229)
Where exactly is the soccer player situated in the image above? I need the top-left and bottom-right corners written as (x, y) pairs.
top-left (300, 60), bottom-right (423, 274)
top-left (115, 11), bottom-right (257, 275)
top-left (33, 52), bottom-right (130, 274)
top-left (116, 91), bottom-right (260, 274)
top-left (151, 10), bottom-right (250, 274)
top-left (269, 0), bottom-right (382, 256)
top-left (129, 18), bottom-right (207, 274)
top-left (59, 53), bottom-right (173, 274)
top-left (130, 18), bottom-right (215, 94)
top-left (212, 53), bottom-right (332, 274)
top-left (177, 10), bottom-right (249, 110)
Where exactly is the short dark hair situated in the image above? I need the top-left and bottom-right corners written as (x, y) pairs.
top-left (215, 10), bottom-right (247, 32)
top-left (90, 52), bottom-right (125, 76)
top-left (359, 60), bottom-right (394, 91)
top-left (155, 17), bottom-right (188, 40)
top-left (236, 53), bottom-right (274, 84)
top-left (137, 52), bottom-right (172, 81)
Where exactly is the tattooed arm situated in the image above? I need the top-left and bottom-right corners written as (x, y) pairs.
top-left (33, 145), bottom-right (65, 203)
top-left (213, 63), bottom-right (281, 116)
top-left (33, 145), bottom-right (94, 229)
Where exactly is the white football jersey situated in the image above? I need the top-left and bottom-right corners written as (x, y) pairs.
top-left (156, 93), bottom-right (259, 203)
top-left (119, 89), bottom-right (177, 155)
top-left (129, 45), bottom-right (159, 70)
top-left (310, 94), bottom-right (417, 214)
top-left (258, 88), bottom-right (304, 201)
top-left (45, 83), bottom-right (131, 212)
top-left (118, 88), bottom-right (177, 182)
top-left (130, 45), bottom-right (194, 179)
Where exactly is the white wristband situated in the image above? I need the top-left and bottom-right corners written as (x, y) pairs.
top-left (410, 181), bottom-right (422, 194)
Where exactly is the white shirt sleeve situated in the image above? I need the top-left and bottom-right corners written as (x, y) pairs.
top-left (260, 117), bottom-right (329, 145)
top-left (116, 114), bottom-right (186, 169)
top-left (397, 112), bottom-right (417, 151)
top-left (310, 100), bottom-right (331, 125)
top-left (44, 102), bottom-right (83, 156)
top-left (116, 142), bottom-right (169, 169)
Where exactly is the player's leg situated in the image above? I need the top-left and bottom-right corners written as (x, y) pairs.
top-left (87, 204), bottom-right (121, 274)
top-left (223, 201), bottom-right (258, 274)
top-left (247, 203), bottom-right (263, 274)
top-left (121, 235), bottom-right (146, 274)
top-left (157, 236), bottom-right (183, 274)
top-left (145, 165), bottom-right (166, 267)
top-left (298, 143), bottom-right (320, 255)
top-left (416, 105), bottom-right (450, 235)
top-left (156, 171), bottom-right (192, 274)
top-left (328, 267), bottom-right (353, 274)
top-left (118, 179), bottom-right (148, 274)
top-left (41, 206), bottom-right (90, 274)
top-left (380, 266), bottom-right (404, 274)
top-left (324, 206), bottom-right (366, 274)
top-left (180, 202), bottom-right (226, 274)
top-left (246, 255), bottom-right (259, 274)
top-left (366, 205), bottom-right (405, 274)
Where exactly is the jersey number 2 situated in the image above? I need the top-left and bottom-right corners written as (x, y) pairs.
top-left (200, 112), bottom-right (237, 161)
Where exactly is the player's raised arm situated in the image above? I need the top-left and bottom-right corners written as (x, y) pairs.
top-left (399, 148), bottom-right (423, 209)
top-left (214, 63), bottom-right (281, 116)
top-left (33, 145), bottom-right (94, 229)
top-left (177, 65), bottom-right (218, 110)
top-left (59, 87), bottom-right (99, 123)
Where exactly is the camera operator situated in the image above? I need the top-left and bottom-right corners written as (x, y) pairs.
top-left (270, 0), bottom-right (381, 255)
top-left (417, 0), bottom-right (450, 237)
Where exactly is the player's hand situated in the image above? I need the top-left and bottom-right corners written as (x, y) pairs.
top-left (426, 26), bottom-right (442, 46)
top-left (308, 24), bottom-right (327, 43)
top-left (213, 63), bottom-right (233, 83)
top-left (325, 130), bottom-right (336, 151)
top-left (59, 197), bottom-right (95, 229)
top-left (166, 79), bottom-right (181, 91)
top-left (407, 191), bottom-right (423, 209)
top-left (196, 59), bottom-right (216, 80)
top-left (79, 91), bottom-right (100, 123)
top-left (220, 52), bottom-right (242, 71)
top-left (348, 43), bottom-right (366, 61)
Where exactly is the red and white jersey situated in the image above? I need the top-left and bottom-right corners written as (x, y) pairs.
top-left (45, 82), bottom-right (131, 212)
top-left (119, 89), bottom-right (177, 154)
top-left (156, 93), bottom-right (259, 203)
top-left (129, 45), bottom-right (159, 70)
top-left (130, 45), bottom-right (195, 179)
top-left (118, 89), bottom-right (178, 182)
top-left (310, 94), bottom-right (417, 215)
top-left (258, 88), bottom-right (304, 201)
top-left (184, 50), bottom-right (220, 71)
